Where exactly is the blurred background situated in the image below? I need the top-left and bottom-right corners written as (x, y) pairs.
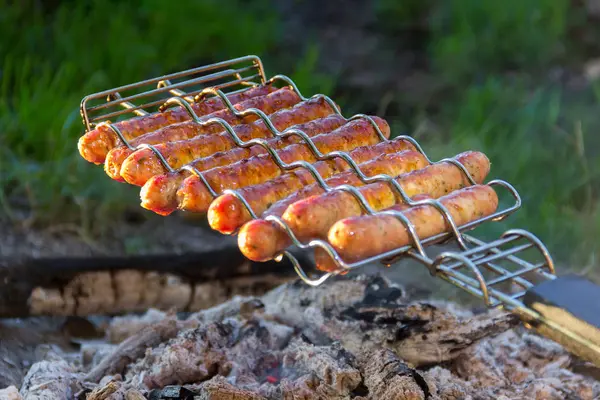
top-left (1, 0), bottom-right (599, 282)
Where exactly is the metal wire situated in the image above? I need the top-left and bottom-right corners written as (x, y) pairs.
top-left (79, 55), bottom-right (557, 316)
top-left (80, 55), bottom-right (266, 130)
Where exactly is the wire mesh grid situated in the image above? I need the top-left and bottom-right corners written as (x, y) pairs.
top-left (79, 55), bottom-right (558, 314)
top-left (80, 55), bottom-right (266, 131)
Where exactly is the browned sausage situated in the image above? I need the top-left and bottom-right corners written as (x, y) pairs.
top-left (105, 86), bottom-right (303, 182)
top-left (237, 151), bottom-right (490, 262)
top-left (315, 185), bottom-right (499, 271)
top-left (207, 149), bottom-right (428, 234)
top-left (261, 138), bottom-right (425, 220)
top-left (78, 85), bottom-right (277, 164)
top-left (176, 117), bottom-right (391, 214)
top-left (140, 114), bottom-right (346, 216)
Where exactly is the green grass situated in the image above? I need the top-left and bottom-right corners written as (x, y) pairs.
top-left (394, 78), bottom-right (600, 268)
top-left (428, 0), bottom-right (569, 83)
top-left (1, 0), bottom-right (598, 275)
top-left (375, 0), bottom-right (599, 271)
top-left (1, 0), bottom-right (279, 228)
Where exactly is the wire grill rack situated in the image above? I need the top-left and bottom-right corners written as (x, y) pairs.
top-left (80, 55), bottom-right (600, 365)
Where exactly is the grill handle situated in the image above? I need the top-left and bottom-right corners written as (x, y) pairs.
top-left (523, 274), bottom-right (600, 367)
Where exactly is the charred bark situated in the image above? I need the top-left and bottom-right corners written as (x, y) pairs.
top-left (263, 275), bottom-right (519, 366)
top-left (0, 248), bottom-right (307, 318)
top-left (358, 349), bottom-right (428, 399)
top-left (85, 315), bottom-right (194, 383)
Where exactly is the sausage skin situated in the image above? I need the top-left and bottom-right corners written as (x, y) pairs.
top-left (78, 84), bottom-right (276, 164)
top-left (106, 87), bottom-right (302, 182)
top-left (316, 185), bottom-right (498, 271)
top-left (261, 138), bottom-right (425, 220)
top-left (176, 117), bottom-right (391, 214)
top-left (140, 114), bottom-right (346, 216)
top-left (208, 149), bottom-right (428, 234)
top-left (237, 151), bottom-right (490, 262)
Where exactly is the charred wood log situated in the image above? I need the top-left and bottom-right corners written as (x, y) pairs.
top-left (358, 349), bottom-right (428, 399)
top-left (263, 275), bottom-right (519, 367)
top-left (85, 315), bottom-right (195, 383)
top-left (0, 247), bottom-right (308, 318)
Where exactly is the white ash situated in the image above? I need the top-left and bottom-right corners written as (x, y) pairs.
top-left (81, 343), bottom-right (118, 369)
top-left (191, 295), bottom-right (266, 324)
top-left (358, 349), bottom-right (426, 399)
top-left (0, 386), bottom-right (22, 400)
top-left (18, 352), bottom-right (82, 400)
top-left (107, 309), bottom-right (168, 343)
top-left (3, 274), bottom-right (599, 399)
top-left (281, 339), bottom-right (361, 396)
top-left (451, 329), bottom-right (599, 399)
top-left (85, 314), bottom-right (194, 384)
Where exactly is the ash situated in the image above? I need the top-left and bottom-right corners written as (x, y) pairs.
top-left (3, 275), bottom-right (599, 400)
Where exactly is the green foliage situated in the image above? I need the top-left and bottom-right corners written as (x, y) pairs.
top-left (375, 0), bottom-right (433, 31)
top-left (404, 78), bottom-right (600, 264)
top-left (375, 0), bottom-right (598, 267)
top-left (375, 0), bottom-right (569, 82)
top-left (1, 0), bottom-right (279, 226)
top-left (289, 44), bottom-right (338, 102)
top-left (429, 0), bottom-right (569, 82)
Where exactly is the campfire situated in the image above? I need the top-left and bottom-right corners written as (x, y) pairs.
top-left (3, 275), bottom-right (598, 399)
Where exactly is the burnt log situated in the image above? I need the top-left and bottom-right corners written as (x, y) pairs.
top-left (85, 315), bottom-right (195, 383)
top-left (0, 247), bottom-right (308, 318)
top-left (263, 275), bottom-right (519, 366)
top-left (358, 349), bottom-right (428, 399)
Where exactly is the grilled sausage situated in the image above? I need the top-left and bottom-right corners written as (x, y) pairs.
top-left (78, 84), bottom-right (276, 164)
top-left (176, 117), bottom-right (391, 214)
top-left (140, 114), bottom-right (346, 216)
top-left (315, 185), bottom-right (499, 271)
top-left (208, 149), bottom-right (428, 234)
top-left (237, 194), bottom-right (431, 267)
top-left (261, 138), bottom-right (425, 220)
top-left (106, 87), bottom-right (303, 182)
top-left (237, 151), bottom-right (490, 262)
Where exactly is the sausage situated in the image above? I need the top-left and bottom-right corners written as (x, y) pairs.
top-left (78, 84), bottom-right (277, 164)
top-left (283, 151), bottom-right (490, 240)
top-left (106, 87), bottom-right (303, 181)
top-left (261, 138), bottom-right (425, 220)
top-left (132, 100), bottom-right (342, 204)
top-left (140, 114), bottom-right (346, 216)
top-left (235, 195), bottom-right (429, 266)
top-left (315, 185), bottom-right (499, 271)
top-left (116, 90), bottom-right (335, 186)
top-left (106, 86), bottom-right (303, 182)
top-left (237, 151), bottom-right (490, 262)
top-left (208, 149), bottom-right (428, 234)
top-left (176, 117), bottom-right (391, 214)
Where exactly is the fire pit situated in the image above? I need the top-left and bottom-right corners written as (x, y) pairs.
top-left (3, 275), bottom-right (599, 399)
